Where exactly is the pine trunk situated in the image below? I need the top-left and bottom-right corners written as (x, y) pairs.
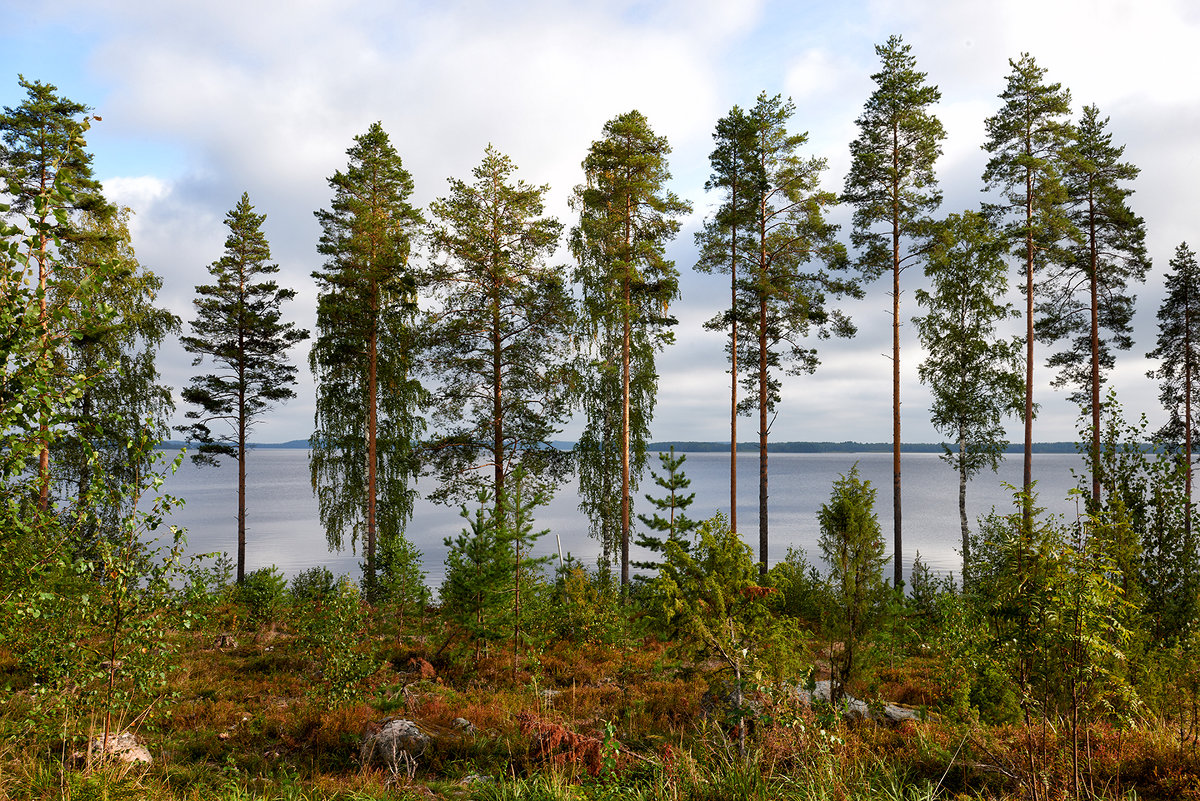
top-left (1088, 192), bottom-right (1102, 506)
top-left (1023, 165), bottom-right (1035, 528)
top-left (620, 192), bottom-right (632, 587)
top-left (891, 136), bottom-right (902, 589)
top-left (366, 297), bottom-right (378, 588)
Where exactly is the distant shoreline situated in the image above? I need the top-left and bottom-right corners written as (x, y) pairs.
top-left (159, 440), bottom-right (1085, 454)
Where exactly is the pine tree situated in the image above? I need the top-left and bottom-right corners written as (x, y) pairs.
top-left (633, 447), bottom-right (698, 571)
top-left (695, 105), bottom-right (760, 535)
top-left (439, 471), bottom-right (550, 668)
top-left (843, 35), bottom-right (945, 588)
top-left (913, 210), bottom-right (1023, 582)
top-left (741, 92), bottom-right (855, 579)
top-left (179, 192), bottom-right (308, 583)
top-left (818, 464), bottom-right (887, 701)
top-left (571, 110), bottom-right (691, 586)
top-left (311, 122), bottom-right (425, 596)
top-left (424, 146), bottom-right (572, 515)
top-left (1042, 104), bottom-right (1149, 505)
top-left (981, 53), bottom-right (1075, 522)
top-left (1148, 242), bottom-right (1200, 541)
top-left (1, 76), bottom-right (115, 509)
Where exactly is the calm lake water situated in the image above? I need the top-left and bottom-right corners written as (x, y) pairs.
top-left (151, 448), bottom-right (1090, 590)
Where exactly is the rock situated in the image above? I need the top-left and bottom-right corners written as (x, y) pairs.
top-left (451, 717), bottom-right (476, 734)
top-left (78, 732), bottom-right (152, 765)
top-left (879, 702), bottom-right (921, 724)
top-left (462, 773), bottom-right (493, 785)
top-left (795, 680), bottom-right (920, 725)
top-left (361, 718), bottom-right (429, 777)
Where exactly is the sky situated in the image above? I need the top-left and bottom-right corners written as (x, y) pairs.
top-left (3, 0), bottom-right (1199, 446)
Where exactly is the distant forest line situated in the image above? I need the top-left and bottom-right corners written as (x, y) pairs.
top-left (158, 440), bottom-right (1086, 454)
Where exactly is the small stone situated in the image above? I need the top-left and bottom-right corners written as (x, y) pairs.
top-left (451, 717), bottom-right (476, 734)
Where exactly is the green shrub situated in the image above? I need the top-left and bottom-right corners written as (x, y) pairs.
top-left (297, 577), bottom-right (378, 703)
top-left (236, 565), bottom-right (287, 626)
top-left (290, 565), bottom-right (337, 603)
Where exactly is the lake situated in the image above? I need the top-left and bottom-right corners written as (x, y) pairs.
top-left (151, 448), bottom-right (1090, 590)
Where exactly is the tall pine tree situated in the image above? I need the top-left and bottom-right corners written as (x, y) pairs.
top-left (741, 92), bottom-right (855, 579)
top-left (982, 53), bottom-right (1075, 521)
top-left (311, 122), bottom-right (425, 595)
top-left (843, 35), bottom-right (945, 588)
top-left (1042, 104), bottom-right (1149, 505)
top-left (571, 110), bottom-right (691, 586)
top-left (1148, 242), bottom-right (1200, 540)
top-left (695, 105), bottom-right (759, 535)
top-left (423, 145), bottom-right (573, 515)
top-left (179, 193), bottom-right (308, 583)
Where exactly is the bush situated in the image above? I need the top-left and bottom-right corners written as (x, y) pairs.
top-left (236, 566), bottom-right (288, 626)
top-left (297, 577), bottom-right (378, 703)
top-left (291, 565), bottom-right (338, 603)
top-left (768, 546), bottom-right (830, 628)
top-left (182, 551), bottom-right (235, 611)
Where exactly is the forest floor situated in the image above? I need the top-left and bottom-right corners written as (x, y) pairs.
top-left (3, 605), bottom-right (1200, 800)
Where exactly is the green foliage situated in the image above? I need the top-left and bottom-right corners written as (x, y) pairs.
top-left (182, 551), bottom-right (235, 612)
top-left (424, 145), bottom-right (573, 511)
top-left (179, 192), bottom-right (307, 583)
top-left (372, 530), bottom-right (430, 633)
top-left (1147, 241), bottom-right (1200, 541)
top-left (766, 547), bottom-right (829, 628)
top-left (235, 566), bottom-right (288, 626)
top-left (571, 109), bottom-right (691, 583)
top-left (441, 492), bottom-right (513, 659)
top-left (6, 428), bottom-right (193, 745)
top-left (2, 77), bottom-right (177, 532)
top-left (542, 562), bottom-right (630, 647)
top-left (633, 447), bottom-right (697, 571)
top-left (440, 473), bottom-right (551, 666)
top-left (1081, 392), bottom-right (1192, 645)
top-left (906, 552), bottom-right (955, 641)
top-left (818, 464), bottom-right (888, 698)
top-left (296, 576), bottom-right (378, 703)
top-left (914, 209), bottom-right (1023, 579)
top-left (654, 514), bottom-right (807, 683)
top-left (310, 121), bottom-right (425, 590)
top-left (969, 489), bottom-right (1063, 717)
top-left (969, 477), bottom-right (1137, 741)
top-left (54, 206), bottom-right (180, 545)
top-left (290, 565), bottom-right (338, 603)
top-left (1044, 105), bottom-right (1149, 409)
top-left (737, 91), bottom-right (856, 576)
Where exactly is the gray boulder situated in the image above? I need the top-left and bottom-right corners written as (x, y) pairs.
top-left (360, 718), bottom-right (429, 777)
top-left (78, 732), bottom-right (152, 765)
top-left (796, 680), bottom-right (920, 725)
